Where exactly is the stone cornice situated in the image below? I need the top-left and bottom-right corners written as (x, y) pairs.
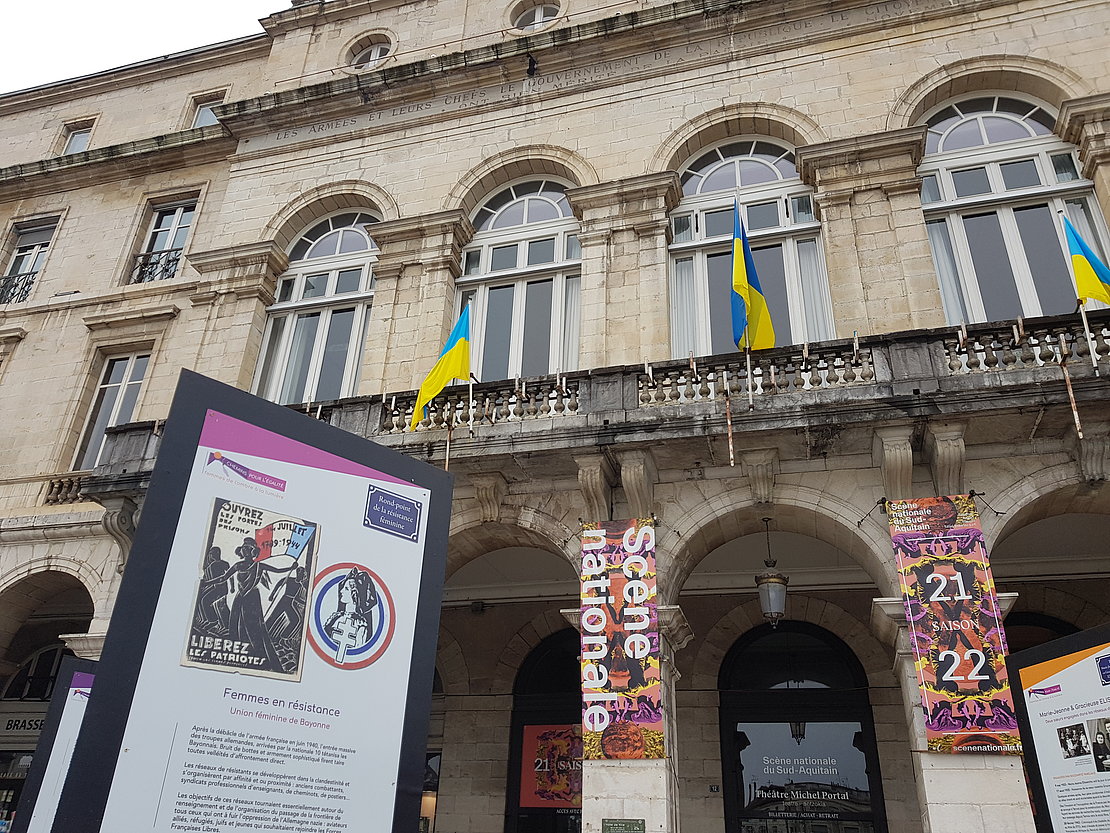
top-left (0, 36), bottom-right (271, 115)
top-left (187, 240), bottom-right (289, 277)
top-left (0, 128), bottom-right (237, 200)
top-left (1058, 93), bottom-right (1110, 181)
top-left (261, 0), bottom-right (410, 37)
top-left (0, 326), bottom-right (27, 346)
top-left (1058, 93), bottom-right (1110, 146)
top-left (567, 172), bottom-right (682, 218)
top-left (371, 210), bottom-right (473, 249)
top-left (0, 278), bottom-right (200, 324)
top-left (797, 127), bottom-right (928, 189)
top-left (83, 304), bottom-right (180, 332)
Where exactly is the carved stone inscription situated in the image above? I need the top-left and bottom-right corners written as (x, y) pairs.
top-left (242, 0), bottom-right (962, 153)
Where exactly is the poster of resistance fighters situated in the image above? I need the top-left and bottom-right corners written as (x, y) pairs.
top-left (1008, 624), bottom-right (1110, 833)
top-left (887, 494), bottom-right (1021, 753)
top-left (579, 519), bottom-right (665, 759)
top-left (47, 371), bottom-right (450, 833)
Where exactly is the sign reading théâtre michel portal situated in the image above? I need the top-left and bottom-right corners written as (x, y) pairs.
top-left (48, 370), bottom-right (452, 833)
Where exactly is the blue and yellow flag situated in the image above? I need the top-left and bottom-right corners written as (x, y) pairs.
top-left (1063, 216), bottom-right (1110, 307)
top-left (410, 304), bottom-right (471, 430)
top-left (731, 202), bottom-right (775, 350)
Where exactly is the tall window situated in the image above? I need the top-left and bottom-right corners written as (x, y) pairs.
top-left (460, 180), bottom-right (581, 381)
top-left (919, 95), bottom-right (1109, 323)
top-left (669, 139), bottom-right (832, 357)
top-left (254, 212), bottom-right (379, 405)
top-left (1, 645), bottom-right (74, 701)
top-left (131, 202), bottom-right (196, 284)
top-left (1, 222), bottom-right (55, 304)
top-left (75, 353), bottom-right (149, 470)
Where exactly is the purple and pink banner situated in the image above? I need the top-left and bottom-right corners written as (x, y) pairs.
top-left (888, 495), bottom-right (1021, 754)
top-left (579, 519), bottom-right (664, 759)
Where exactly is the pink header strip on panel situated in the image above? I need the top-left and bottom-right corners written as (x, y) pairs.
top-left (199, 410), bottom-right (410, 487)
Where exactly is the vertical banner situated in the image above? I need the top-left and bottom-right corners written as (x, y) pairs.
top-left (1008, 623), bottom-right (1110, 833)
top-left (48, 371), bottom-right (451, 833)
top-left (579, 519), bottom-right (665, 759)
top-left (887, 494), bottom-right (1021, 753)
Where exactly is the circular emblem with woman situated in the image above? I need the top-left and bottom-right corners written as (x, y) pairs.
top-left (307, 562), bottom-right (396, 669)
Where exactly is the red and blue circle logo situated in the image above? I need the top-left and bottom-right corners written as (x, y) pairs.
top-left (307, 562), bottom-right (395, 669)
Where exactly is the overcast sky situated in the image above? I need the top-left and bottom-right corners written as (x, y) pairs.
top-left (2, 1), bottom-right (282, 94)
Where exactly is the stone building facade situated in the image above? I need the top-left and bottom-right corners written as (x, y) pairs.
top-left (2, 0), bottom-right (1110, 831)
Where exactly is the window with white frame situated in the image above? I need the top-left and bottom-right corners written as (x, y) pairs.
top-left (512, 2), bottom-right (560, 31)
top-left (669, 139), bottom-right (832, 357)
top-left (350, 37), bottom-right (392, 69)
top-left (459, 180), bottom-right (581, 381)
top-left (131, 201), bottom-right (196, 284)
top-left (254, 212), bottom-right (379, 405)
top-left (61, 122), bottom-right (92, 155)
top-left (919, 95), bottom-right (1110, 323)
top-left (191, 93), bottom-right (225, 128)
top-left (2, 221), bottom-right (56, 304)
top-left (75, 352), bottom-right (150, 470)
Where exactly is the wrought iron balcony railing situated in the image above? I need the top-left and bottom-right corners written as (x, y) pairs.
top-left (0, 271), bottom-right (37, 304)
top-left (130, 248), bottom-right (183, 284)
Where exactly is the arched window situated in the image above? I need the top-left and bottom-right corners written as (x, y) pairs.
top-left (669, 139), bottom-right (832, 357)
top-left (460, 179), bottom-right (581, 381)
top-left (919, 94), bottom-right (1110, 323)
top-left (718, 623), bottom-right (888, 833)
top-left (254, 211), bottom-right (379, 405)
top-left (2, 644), bottom-right (73, 701)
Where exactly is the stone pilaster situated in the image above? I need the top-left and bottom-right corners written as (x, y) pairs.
top-left (1059, 93), bottom-right (1110, 222)
top-left (185, 240), bottom-right (288, 390)
top-left (361, 210), bottom-right (472, 395)
top-left (565, 604), bottom-right (691, 833)
top-left (568, 173), bottom-right (681, 369)
top-left (798, 128), bottom-right (944, 338)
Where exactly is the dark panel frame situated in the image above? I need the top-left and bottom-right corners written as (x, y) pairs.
top-left (49, 370), bottom-right (452, 833)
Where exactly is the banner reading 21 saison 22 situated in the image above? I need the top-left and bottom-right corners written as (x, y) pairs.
top-left (579, 519), bottom-right (664, 760)
top-left (887, 495), bottom-right (1021, 754)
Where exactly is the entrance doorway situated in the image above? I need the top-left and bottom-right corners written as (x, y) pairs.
top-left (505, 629), bottom-right (582, 833)
top-left (719, 622), bottom-right (888, 833)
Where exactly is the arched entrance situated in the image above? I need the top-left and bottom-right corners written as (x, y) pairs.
top-left (718, 622), bottom-right (888, 833)
top-left (0, 570), bottom-right (93, 826)
top-left (505, 628), bottom-right (581, 833)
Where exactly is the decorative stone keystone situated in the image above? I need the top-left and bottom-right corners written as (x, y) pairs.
top-left (925, 421), bottom-right (966, 496)
top-left (872, 425), bottom-right (915, 500)
top-left (469, 472), bottom-right (508, 523)
top-left (618, 449), bottom-right (657, 518)
top-left (741, 449), bottom-right (777, 504)
top-left (576, 453), bottom-right (618, 522)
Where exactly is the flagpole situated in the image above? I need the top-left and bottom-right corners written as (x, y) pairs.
top-left (1058, 334), bottom-right (1084, 440)
top-left (723, 368), bottom-right (736, 467)
top-left (444, 409), bottom-right (453, 471)
top-left (1078, 301), bottom-right (1100, 374)
top-left (745, 343), bottom-right (754, 411)
top-left (1060, 209), bottom-right (1100, 375)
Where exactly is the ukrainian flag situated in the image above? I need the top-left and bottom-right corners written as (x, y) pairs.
top-left (410, 304), bottom-right (471, 430)
top-left (1064, 216), bottom-right (1110, 307)
top-left (731, 202), bottom-right (775, 350)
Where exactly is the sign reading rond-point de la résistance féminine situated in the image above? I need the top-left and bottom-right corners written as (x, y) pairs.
top-left (44, 370), bottom-right (452, 833)
top-left (1009, 624), bottom-right (1110, 833)
top-left (887, 494), bottom-right (1021, 754)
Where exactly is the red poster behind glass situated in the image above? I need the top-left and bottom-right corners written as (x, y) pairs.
top-left (888, 494), bottom-right (1021, 754)
top-left (518, 725), bottom-right (582, 809)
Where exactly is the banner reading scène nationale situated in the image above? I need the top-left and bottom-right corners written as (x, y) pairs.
top-left (579, 519), bottom-right (665, 760)
top-left (887, 494), bottom-right (1021, 754)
